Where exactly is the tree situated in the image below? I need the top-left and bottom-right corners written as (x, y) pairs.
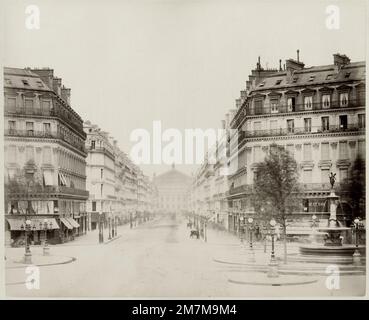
top-left (252, 143), bottom-right (300, 264)
top-left (340, 156), bottom-right (365, 220)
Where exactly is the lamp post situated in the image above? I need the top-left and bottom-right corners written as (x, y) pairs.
top-left (352, 218), bottom-right (361, 265)
top-left (40, 219), bottom-right (52, 256)
top-left (248, 217), bottom-right (254, 249)
top-left (311, 214), bottom-right (318, 244)
top-left (239, 216), bottom-right (244, 244)
top-left (21, 219), bottom-right (32, 264)
top-left (99, 213), bottom-right (104, 244)
top-left (108, 216), bottom-right (112, 240)
top-left (204, 219), bottom-right (207, 242)
top-left (267, 218), bottom-right (279, 278)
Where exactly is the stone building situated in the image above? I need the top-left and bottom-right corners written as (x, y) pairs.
top-left (4, 67), bottom-right (89, 245)
top-left (154, 164), bottom-right (191, 214)
top-left (84, 121), bottom-right (157, 229)
top-left (192, 53), bottom-right (365, 233)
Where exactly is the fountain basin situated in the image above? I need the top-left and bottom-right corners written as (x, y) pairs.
top-left (299, 244), bottom-right (365, 256)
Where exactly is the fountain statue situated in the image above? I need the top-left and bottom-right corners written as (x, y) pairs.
top-left (299, 172), bottom-right (364, 259)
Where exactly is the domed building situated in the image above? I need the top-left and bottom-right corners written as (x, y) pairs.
top-left (153, 164), bottom-right (191, 214)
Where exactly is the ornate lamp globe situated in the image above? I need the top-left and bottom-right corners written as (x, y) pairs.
top-left (270, 219), bottom-right (276, 227)
top-left (354, 218), bottom-right (360, 225)
top-left (248, 217), bottom-right (253, 224)
top-left (25, 219), bottom-right (31, 226)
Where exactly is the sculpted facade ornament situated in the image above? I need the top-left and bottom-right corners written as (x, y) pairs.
top-left (331, 142), bottom-right (338, 149)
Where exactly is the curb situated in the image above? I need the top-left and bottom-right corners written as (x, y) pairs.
top-left (6, 256), bottom-right (77, 269)
top-left (104, 235), bottom-right (122, 245)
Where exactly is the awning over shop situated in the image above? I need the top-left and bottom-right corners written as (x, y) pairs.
top-left (60, 217), bottom-right (73, 230)
top-left (66, 217), bottom-right (80, 228)
top-left (6, 217), bottom-right (60, 231)
top-left (43, 170), bottom-right (53, 186)
top-left (58, 172), bottom-right (68, 186)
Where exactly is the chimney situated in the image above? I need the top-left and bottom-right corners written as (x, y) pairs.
top-left (221, 119), bottom-right (226, 130)
top-left (31, 68), bottom-right (54, 89)
top-left (286, 57), bottom-right (305, 81)
top-left (297, 49), bottom-right (300, 62)
top-left (235, 98), bottom-right (242, 109)
top-left (225, 113), bottom-right (230, 128)
top-left (279, 59), bottom-right (282, 71)
top-left (333, 53), bottom-right (350, 70)
top-left (61, 86), bottom-right (71, 104)
top-left (52, 77), bottom-right (62, 96)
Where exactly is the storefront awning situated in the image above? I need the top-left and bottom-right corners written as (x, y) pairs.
top-left (6, 217), bottom-right (60, 231)
top-left (66, 217), bottom-right (80, 228)
top-left (60, 217), bottom-right (73, 230)
top-left (43, 170), bottom-right (53, 186)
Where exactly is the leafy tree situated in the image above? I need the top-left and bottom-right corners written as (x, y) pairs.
top-left (340, 156), bottom-right (365, 220)
top-left (252, 143), bottom-right (300, 264)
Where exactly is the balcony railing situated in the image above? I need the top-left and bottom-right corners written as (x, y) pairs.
top-left (5, 129), bottom-right (86, 153)
top-left (246, 99), bottom-right (364, 116)
top-left (242, 124), bottom-right (364, 139)
top-left (4, 107), bottom-right (86, 139)
top-left (6, 185), bottom-right (89, 198)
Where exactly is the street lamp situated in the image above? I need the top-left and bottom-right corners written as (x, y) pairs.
top-left (40, 219), bottom-right (52, 256)
top-left (267, 218), bottom-right (279, 278)
top-left (21, 219), bottom-right (32, 264)
top-left (352, 218), bottom-right (361, 265)
top-left (248, 217), bottom-right (254, 249)
top-left (239, 216), bottom-right (244, 244)
top-left (99, 213), bottom-right (104, 244)
top-left (311, 214), bottom-right (318, 244)
top-left (108, 216), bottom-right (112, 240)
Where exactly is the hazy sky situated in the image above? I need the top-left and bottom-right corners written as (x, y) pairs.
top-left (3, 0), bottom-right (367, 177)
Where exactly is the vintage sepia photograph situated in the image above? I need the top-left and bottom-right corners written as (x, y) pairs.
top-left (1, 0), bottom-right (367, 300)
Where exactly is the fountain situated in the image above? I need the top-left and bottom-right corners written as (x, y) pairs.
top-left (299, 173), bottom-right (365, 259)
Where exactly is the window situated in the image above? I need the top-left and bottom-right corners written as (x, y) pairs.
top-left (340, 92), bottom-right (348, 107)
top-left (100, 184), bottom-right (103, 197)
top-left (5, 78), bottom-right (12, 85)
top-left (253, 121), bottom-right (261, 131)
top-left (304, 118), bottom-right (312, 132)
top-left (270, 100), bottom-right (279, 113)
top-left (43, 123), bottom-right (51, 135)
top-left (254, 100), bottom-right (263, 114)
top-left (344, 72), bottom-right (351, 78)
top-left (303, 144), bottom-right (312, 161)
top-left (322, 117), bottom-right (329, 131)
top-left (253, 146), bottom-right (262, 163)
top-left (308, 75), bottom-right (315, 82)
top-left (41, 100), bottom-right (51, 113)
top-left (358, 140), bottom-right (365, 158)
top-left (275, 79), bottom-right (282, 85)
top-left (339, 115), bottom-right (348, 130)
top-left (339, 168), bottom-right (348, 182)
top-left (259, 82), bottom-right (265, 87)
top-left (339, 141), bottom-right (348, 159)
top-left (26, 146), bottom-right (34, 162)
top-left (22, 79), bottom-right (30, 86)
top-left (322, 94), bottom-right (331, 108)
top-left (321, 143), bottom-right (330, 160)
top-left (286, 145), bottom-right (294, 157)
top-left (321, 169), bottom-right (330, 183)
top-left (326, 74), bottom-right (332, 80)
top-left (292, 77), bottom-right (298, 83)
top-left (287, 97), bottom-right (295, 112)
top-left (101, 169), bottom-right (104, 179)
top-left (270, 120), bottom-right (278, 132)
top-left (8, 121), bottom-right (16, 133)
top-left (358, 114), bottom-right (365, 129)
top-left (7, 97), bottom-right (16, 111)
top-left (43, 147), bottom-right (52, 164)
top-left (36, 81), bottom-right (43, 88)
top-left (92, 201), bottom-right (97, 212)
top-left (25, 98), bottom-right (33, 113)
top-left (304, 96), bottom-right (313, 110)
top-left (26, 122), bottom-right (34, 135)
top-left (91, 140), bottom-right (96, 150)
top-left (287, 119), bottom-right (294, 133)
top-left (303, 170), bottom-right (312, 183)
top-left (7, 146), bottom-right (16, 163)
top-left (302, 199), bottom-right (309, 212)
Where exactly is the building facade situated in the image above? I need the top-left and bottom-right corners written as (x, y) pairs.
top-left (4, 67), bottom-right (89, 245)
top-left (84, 121), bottom-right (157, 229)
top-left (192, 53), bottom-right (365, 233)
top-left (154, 164), bottom-right (191, 214)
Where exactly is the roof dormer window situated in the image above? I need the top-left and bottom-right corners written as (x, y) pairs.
top-left (275, 79), bottom-right (282, 85)
top-left (22, 79), bottom-right (30, 86)
top-left (308, 75), bottom-right (315, 82)
top-left (344, 72), bottom-right (351, 78)
top-left (259, 82), bottom-right (265, 87)
top-left (326, 74), bottom-right (332, 80)
top-left (292, 77), bottom-right (298, 83)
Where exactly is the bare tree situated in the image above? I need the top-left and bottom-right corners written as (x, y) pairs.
top-left (252, 143), bottom-right (300, 264)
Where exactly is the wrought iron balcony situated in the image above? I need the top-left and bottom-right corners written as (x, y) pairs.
top-left (245, 99), bottom-right (364, 117)
top-left (4, 129), bottom-right (86, 153)
top-left (241, 124), bottom-right (364, 139)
